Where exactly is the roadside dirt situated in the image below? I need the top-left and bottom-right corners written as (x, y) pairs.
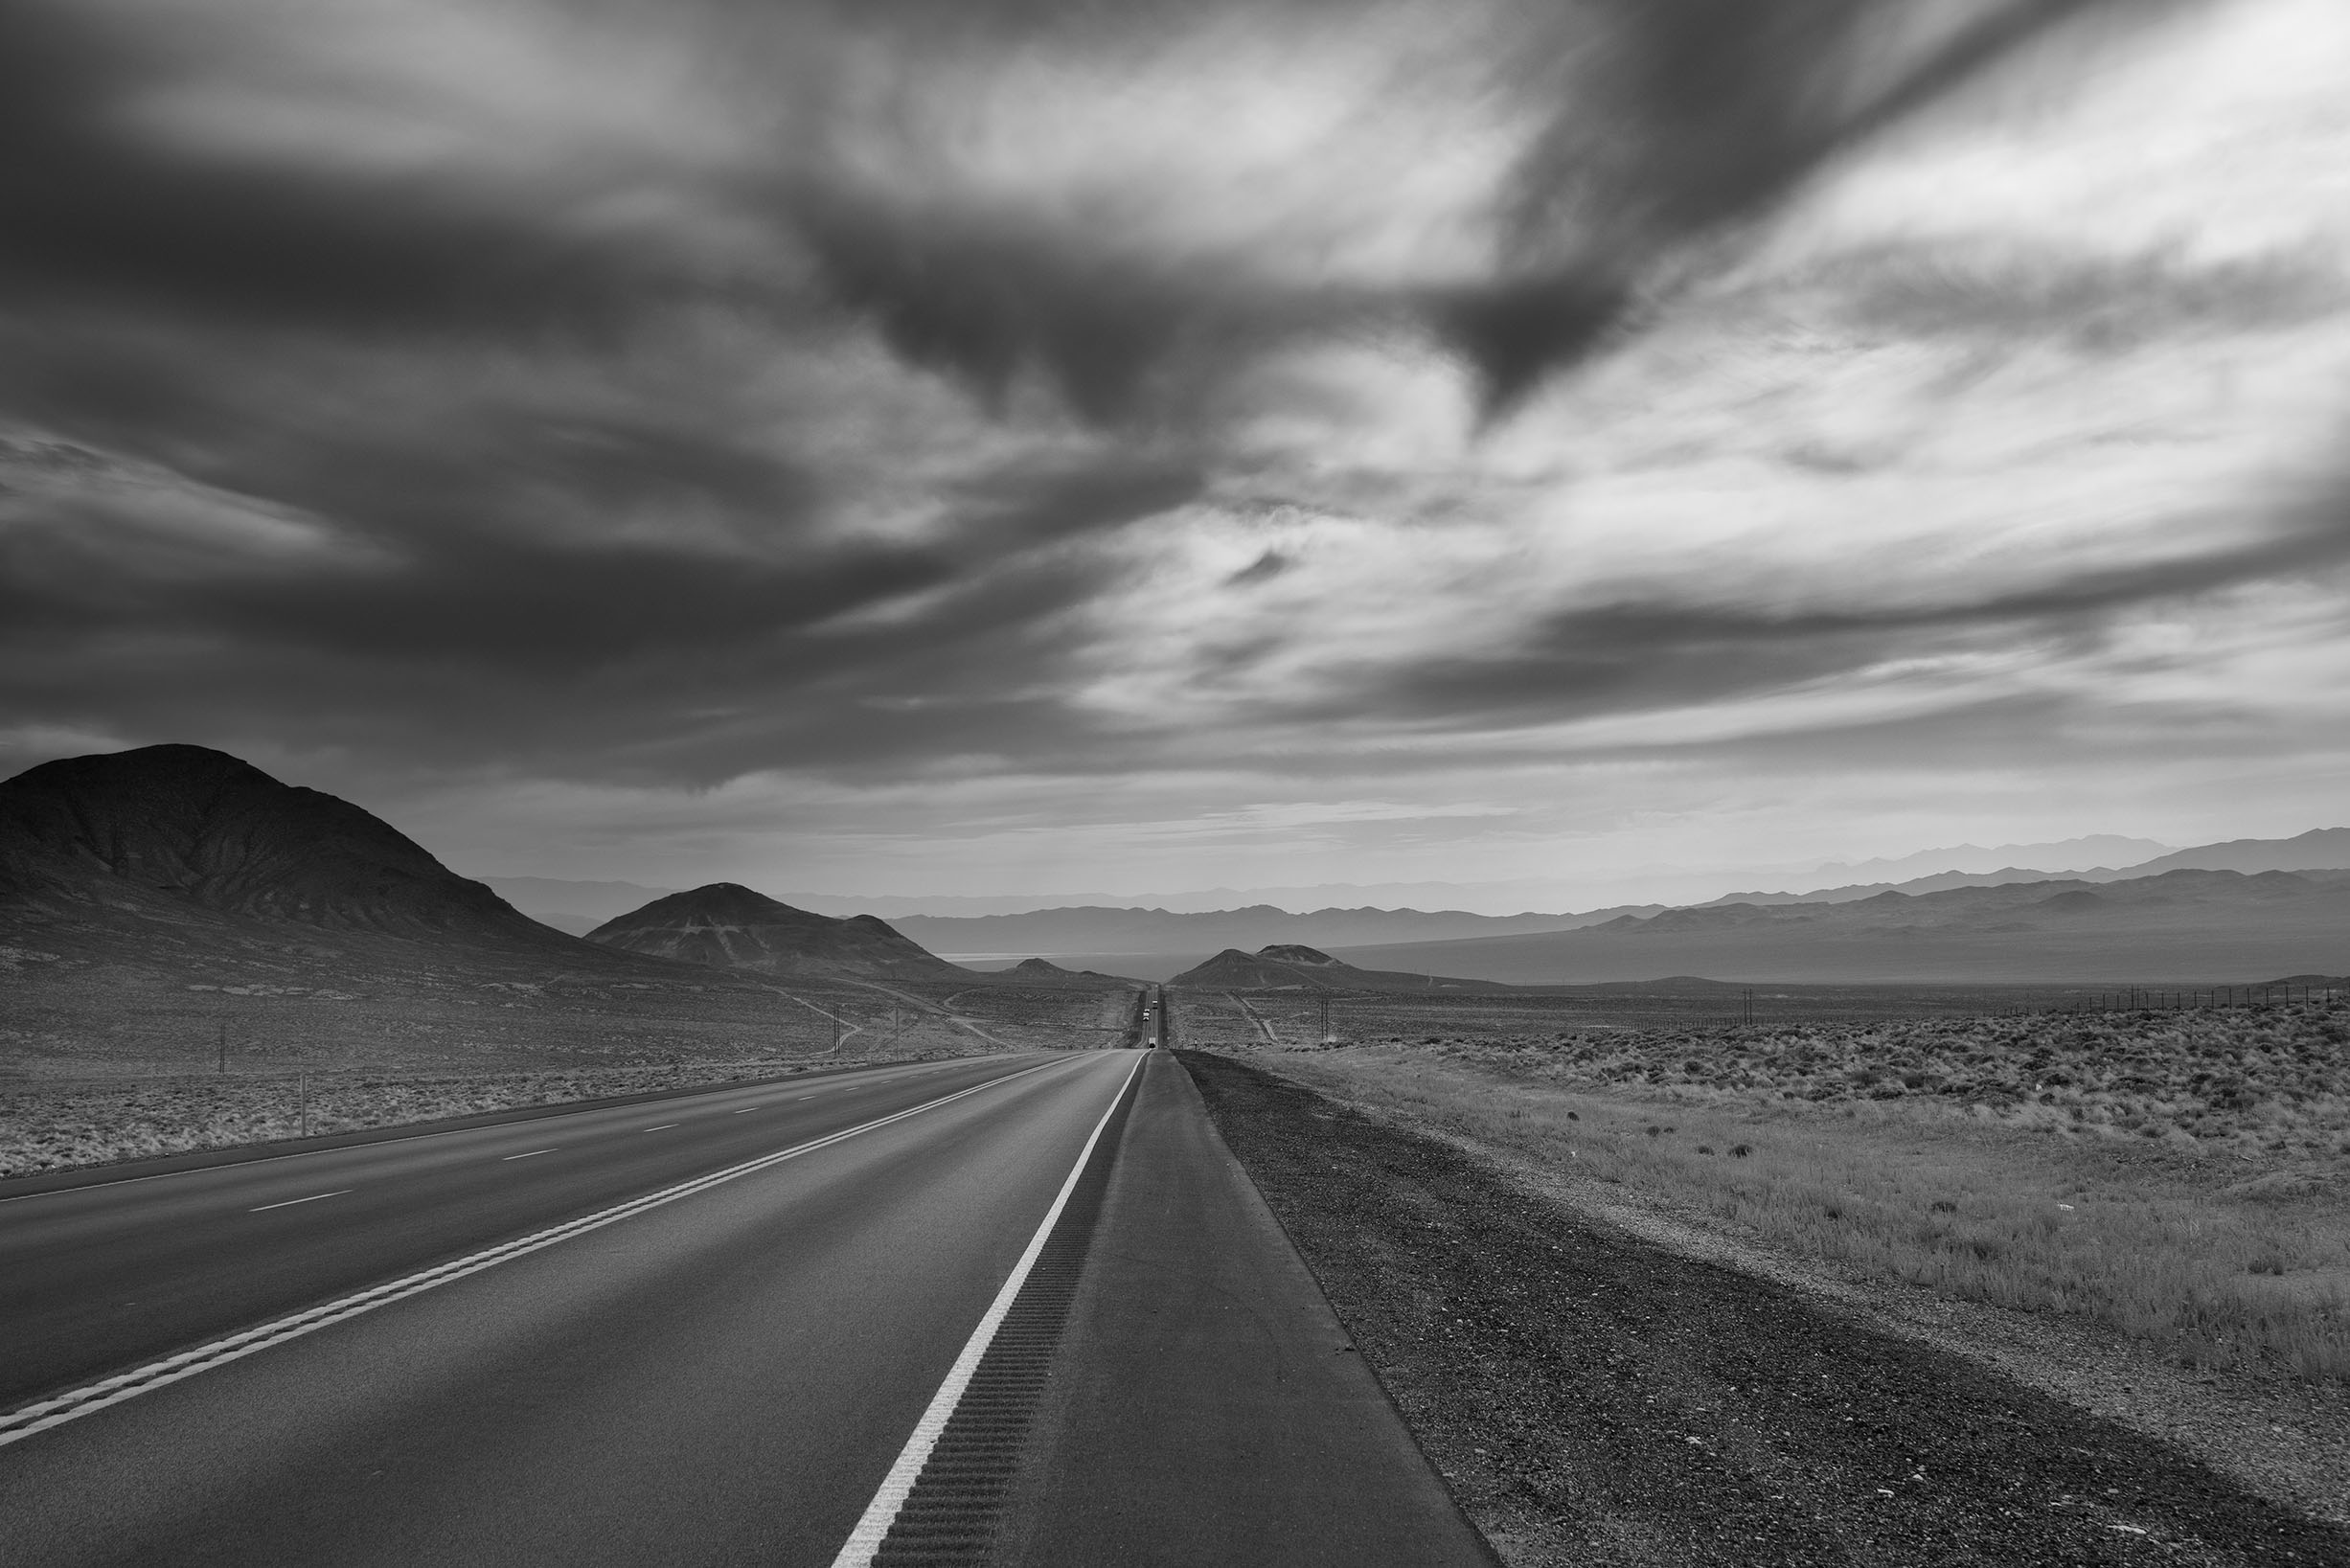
top-left (1179, 1050), bottom-right (2350, 1568)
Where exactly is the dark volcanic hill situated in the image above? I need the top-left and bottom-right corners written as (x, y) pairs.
top-left (586, 883), bottom-right (970, 981)
top-left (1170, 943), bottom-right (1510, 993)
top-left (0, 743), bottom-right (570, 949)
top-left (0, 747), bottom-right (977, 1080)
top-left (1000, 957), bottom-right (1135, 987)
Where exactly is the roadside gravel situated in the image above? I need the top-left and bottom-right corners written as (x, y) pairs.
top-left (1180, 1050), bottom-right (2350, 1567)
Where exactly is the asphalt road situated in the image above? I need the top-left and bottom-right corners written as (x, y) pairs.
top-left (0, 1046), bottom-right (1491, 1565)
top-left (0, 1052), bottom-right (1147, 1565)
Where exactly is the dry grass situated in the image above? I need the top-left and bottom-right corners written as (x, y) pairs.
top-left (1192, 999), bottom-right (2350, 1383)
top-left (1236, 997), bottom-right (2350, 1160)
top-left (0, 945), bottom-right (1132, 1177)
top-left (0, 1051), bottom-right (1004, 1178)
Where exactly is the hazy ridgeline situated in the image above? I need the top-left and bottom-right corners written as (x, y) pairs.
top-left (1185, 994), bottom-right (2350, 1382)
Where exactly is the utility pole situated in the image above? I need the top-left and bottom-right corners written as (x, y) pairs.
top-left (217, 1019), bottom-right (227, 1076)
top-left (1318, 992), bottom-right (1333, 1045)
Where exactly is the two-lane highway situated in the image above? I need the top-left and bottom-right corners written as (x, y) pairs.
top-left (0, 1055), bottom-right (1064, 1412)
top-left (0, 1051), bottom-right (1143, 1565)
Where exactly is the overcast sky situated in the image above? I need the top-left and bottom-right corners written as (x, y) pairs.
top-left (4, 0), bottom-right (2347, 908)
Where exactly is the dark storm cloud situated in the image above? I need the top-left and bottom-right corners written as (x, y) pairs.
top-left (792, 191), bottom-right (1213, 424)
top-left (0, 10), bottom-right (688, 338)
top-left (0, 0), bottom-right (2198, 408)
top-left (0, 347), bottom-right (1197, 780)
top-left (781, 0), bottom-right (2201, 416)
top-left (0, 0), bottom-right (2288, 821)
top-left (1449, 0), bottom-right (2210, 409)
top-left (188, 445), bottom-right (1196, 676)
top-left (0, 521), bottom-right (1124, 785)
top-left (947, 454), bottom-right (1201, 550)
top-left (1817, 244), bottom-right (2350, 349)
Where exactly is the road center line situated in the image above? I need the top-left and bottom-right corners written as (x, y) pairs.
top-left (0, 1059), bottom-right (1072, 1451)
top-left (502, 1149), bottom-right (556, 1161)
top-left (249, 1190), bottom-right (351, 1213)
top-left (829, 1053), bottom-right (1144, 1568)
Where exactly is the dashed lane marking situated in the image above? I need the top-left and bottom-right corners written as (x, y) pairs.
top-left (0, 1060), bottom-right (1072, 1451)
top-left (502, 1149), bottom-right (556, 1161)
top-left (249, 1191), bottom-right (351, 1213)
top-left (642, 1125), bottom-right (677, 1132)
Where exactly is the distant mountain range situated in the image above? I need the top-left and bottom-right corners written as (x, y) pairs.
top-left (488, 829), bottom-right (2350, 964)
top-left (2123, 829), bottom-right (2350, 876)
top-left (1797, 835), bottom-right (2174, 884)
top-left (8, 745), bottom-right (2346, 999)
top-left (1326, 868), bottom-right (2350, 986)
top-left (724, 841), bottom-right (2178, 917)
top-left (894, 903), bottom-right (1635, 959)
top-left (819, 829), bottom-right (2350, 975)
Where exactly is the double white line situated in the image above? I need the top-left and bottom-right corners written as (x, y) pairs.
top-left (0, 1060), bottom-right (1065, 1450)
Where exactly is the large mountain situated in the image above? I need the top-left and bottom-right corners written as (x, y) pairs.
top-left (1329, 868), bottom-right (2350, 985)
top-left (0, 744), bottom-right (572, 950)
top-left (0, 746), bottom-right (1008, 1080)
top-left (586, 883), bottom-right (970, 981)
top-left (1169, 943), bottom-right (1511, 993)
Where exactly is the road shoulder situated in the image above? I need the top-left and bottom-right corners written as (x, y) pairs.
top-left (999, 1049), bottom-right (1496, 1566)
top-left (1179, 1048), bottom-right (2350, 1568)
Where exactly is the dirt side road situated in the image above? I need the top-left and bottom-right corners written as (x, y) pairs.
top-left (1178, 1051), bottom-right (2350, 1568)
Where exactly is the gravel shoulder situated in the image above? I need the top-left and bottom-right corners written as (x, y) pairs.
top-left (1179, 1049), bottom-right (2350, 1567)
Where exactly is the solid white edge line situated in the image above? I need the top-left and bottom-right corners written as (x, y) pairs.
top-left (827, 1052), bottom-right (1144, 1568)
top-left (0, 1059), bottom-right (1071, 1450)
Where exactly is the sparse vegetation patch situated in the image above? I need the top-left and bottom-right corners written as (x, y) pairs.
top-left (1187, 995), bottom-right (2350, 1383)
